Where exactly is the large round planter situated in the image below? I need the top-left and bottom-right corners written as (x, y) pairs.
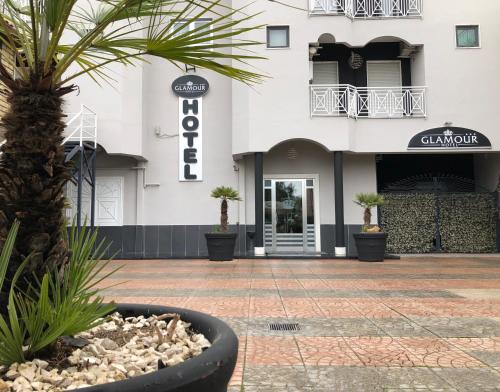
top-left (353, 232), bottom-right (388, 262)
top-left (205, 233), bottom-right (238, 261)
top-left (79, 304), bottom-right (238, 392)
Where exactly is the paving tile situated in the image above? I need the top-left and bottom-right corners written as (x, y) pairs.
top-left (296, 337), bottom-right (363, 366)
top-left (281, 297), bottom-right (325, 318)
top-left (220, 317), bottom-right (250, 336)
top-left (249, 297), bottom-right (287, 318)
top-left (447, 289), bottom-right (500, 299)
top-left (370, 318), bottom-right (435, 337)
top-left (344, 336), bottom-right (420, 367)
top-left (102, 296), bottom-right (157, 305)
top-left (376, 368), bottom-right (458, 391)
top-left (104, 256), bottom-right (500, 391)
top-left (305, 367), bottom-right (457, 392)
top-left (244, 365), bottom-right (309, 388)
top-left (432, 368), bottom-right (500, 391)
top-left (467, 351), bottom-right (500, 367)
top-left (312, 298), bottom-right (362, 318)
top-left (445, 337), bottom-right (500, 351)
top-left (412, 317), bottom-right (500, 337)
top-left (343, 337), bottom-right (485, 368)
top-left (397, 337), bottom-right (486, 368)
top-left (305, 367), bottom-right (385, 391)
top-left (245, 337), bottom-right (303, 366)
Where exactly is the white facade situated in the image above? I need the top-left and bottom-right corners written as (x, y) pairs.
top-left (63, 0), bottom-right (500, 257)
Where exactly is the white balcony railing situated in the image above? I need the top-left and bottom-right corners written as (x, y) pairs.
top-left (1, 105), bottom-right (97, 156)
top-left (63, 105), bottom-right (98, 148)
top-left (309, 0), bottom-right (423, 18)
top-left (310, 84), bottom-right (426, 118)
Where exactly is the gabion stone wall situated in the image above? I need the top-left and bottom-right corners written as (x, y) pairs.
top-left (439, 193), bottom-right (497, 253)
top-left (380, 193), bottom-right (497, 254)
top-left (380, 194), bottom-right (436, 254)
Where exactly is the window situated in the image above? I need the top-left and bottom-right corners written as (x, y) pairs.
top-left (171, 19), bottom-right (212, 43)
top-left (266, 26), bottom-right (289, 48)
top-left (366, 61), bottom-right (402, 88)
top-left (312, 62), bottom-right (339, 84)
top-left (456, 25), bottom-right (480, 48)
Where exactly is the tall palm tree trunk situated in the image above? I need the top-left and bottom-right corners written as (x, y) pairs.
top-left (0, 82), bottom-right (70, 311)
top-left (220, 199), bottom-right (228, 232)
top-left (363, 207), bottom-right (372, 228)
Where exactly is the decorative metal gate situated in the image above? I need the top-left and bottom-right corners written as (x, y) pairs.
top-left (379, 175), bottom-right (498, 253)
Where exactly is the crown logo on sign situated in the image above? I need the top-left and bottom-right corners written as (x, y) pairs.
top-left (186, 81), bottom-right (194, 86)
top-left (443, 129), bottom-right (453, 136)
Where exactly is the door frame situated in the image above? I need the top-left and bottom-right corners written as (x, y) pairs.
top-left (263, 174), bottom-right (321, 253)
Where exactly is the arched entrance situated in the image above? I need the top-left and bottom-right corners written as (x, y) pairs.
top-left (262, 140), bottom-right (331, 254)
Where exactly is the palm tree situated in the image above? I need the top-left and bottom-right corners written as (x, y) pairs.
top-left (210, 186), bottom-right (241, 232)
top-left (0, 0), bottom-right (263, 305)
top-left (354, 193), bottom-right (385, 230)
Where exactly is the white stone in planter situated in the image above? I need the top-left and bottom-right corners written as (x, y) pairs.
top-left (0, 379), bottom-right (9, 392)
top-left (1, 313), bottom-right (211, 391)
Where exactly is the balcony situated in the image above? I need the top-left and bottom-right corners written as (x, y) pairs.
top-left (310, 85), bottom-right (426, 118)
top-left (309, 0), bottom-right (423, 18)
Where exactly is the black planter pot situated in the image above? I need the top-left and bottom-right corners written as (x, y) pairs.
top-left (80, 304), bottom-right (238, 392)
top-left (353, 232), bottom-right (388, 262)
top-left (205, 232), bottom-right (238, 261)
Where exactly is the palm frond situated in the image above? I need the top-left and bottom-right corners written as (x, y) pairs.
top-left (0, 0), bottom-right (265, 88)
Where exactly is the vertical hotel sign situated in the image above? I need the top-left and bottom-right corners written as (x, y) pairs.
top-left (172, 75), bottom-right (209, 181)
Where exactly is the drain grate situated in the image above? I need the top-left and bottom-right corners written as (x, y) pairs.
top-left (269, 323), bottom-right (300, 332)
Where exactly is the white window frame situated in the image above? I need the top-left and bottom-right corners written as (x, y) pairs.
top-left (455, 24), bottom-right (481, 49)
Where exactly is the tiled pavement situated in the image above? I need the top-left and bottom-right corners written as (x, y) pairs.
top-left (99, 257), bottom-right (500, 391)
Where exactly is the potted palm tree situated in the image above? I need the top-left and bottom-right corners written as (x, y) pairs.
top-left (205, 186), bottom-right (241, 261)
top-left (353, 193), bottom-right (387, 262)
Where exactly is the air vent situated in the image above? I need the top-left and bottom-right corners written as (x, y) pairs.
top-left (269, 323), bottom-right (300, 332)
top-left (287, 148), bottom-right (298, 160)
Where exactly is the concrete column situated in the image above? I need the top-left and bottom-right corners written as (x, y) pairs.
top-left (254, 152), bottom-right (265, 256)
top-left (334, 151), bottom-right (346, 257)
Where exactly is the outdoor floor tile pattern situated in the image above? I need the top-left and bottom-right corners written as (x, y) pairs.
top-left (100, 257), bottom-right (500, 391)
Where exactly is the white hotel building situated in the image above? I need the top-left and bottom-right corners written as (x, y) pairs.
top-left (59, 0), bottom-right (500, 258)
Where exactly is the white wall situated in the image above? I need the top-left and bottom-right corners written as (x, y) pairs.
top-left (343, 153), bottom-right (378, 224)
top-left (62, 0), bottom-right (500, 228)
top-left (138, 59), bottom-right (240, 226)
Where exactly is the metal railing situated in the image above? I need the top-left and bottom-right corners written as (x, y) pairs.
top-left (63, 105), bottom-right (98, 148)
top-left (309, 0), bottom-right (423, 18)
top-left (310, 84), bottom-right (426, 118)
top-left (0, 105), bottom-right (97, 155)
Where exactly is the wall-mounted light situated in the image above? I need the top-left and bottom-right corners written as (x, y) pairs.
top-left (444, 121), bottom-right (453, 127)
top-left (309, 42), bottom-right (322, 60)
top-left (309, 46), bottom-right (319, 56)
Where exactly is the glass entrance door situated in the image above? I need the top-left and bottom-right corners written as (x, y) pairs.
top-left (264, 179), bottom-right (317, 253)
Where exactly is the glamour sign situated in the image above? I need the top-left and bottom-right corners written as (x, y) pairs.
top-left (172, 75), bottom-right (209, 99)
top-left (172, 75), bottom-right (209, 181)
top-left (408, 127), bottom-right (492, 150)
